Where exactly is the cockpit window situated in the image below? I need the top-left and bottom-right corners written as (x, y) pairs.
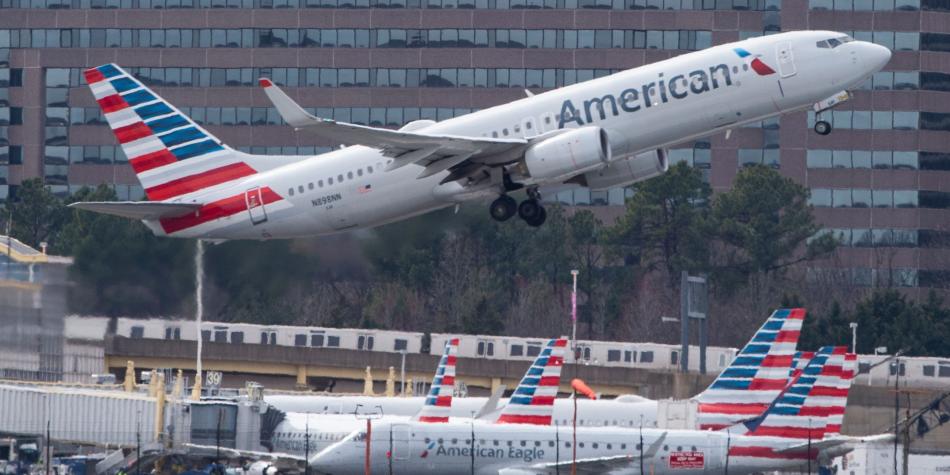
top-left (817, 36), bottom-right (854, 49)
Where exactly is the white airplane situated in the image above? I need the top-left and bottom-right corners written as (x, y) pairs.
top-left (309, 346), bottom-right (860, 475)
top-left (71, 31), bottom-right (890, 239)
top-left (266, 308), bottom-right (804, 431)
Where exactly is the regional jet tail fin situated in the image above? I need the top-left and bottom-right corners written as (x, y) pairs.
top-left (413, 338), bottom-right (460, 423)
top-left (732, 346), bottom-right (850, 441)
top-left (68, 201), bottom-right (201, 220)
top-left (694, 308), bottom-right (806, 430)
top-left (495, 338), bottom-right (568, 425)
top-left (260, 78), bottom-right (536, 182)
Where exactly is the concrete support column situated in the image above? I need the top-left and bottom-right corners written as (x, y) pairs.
top-left (295, 365), bottom-right (308, 389)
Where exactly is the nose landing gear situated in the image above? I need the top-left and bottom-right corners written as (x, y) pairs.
top-left (811, 90), bottom-right (849, 136)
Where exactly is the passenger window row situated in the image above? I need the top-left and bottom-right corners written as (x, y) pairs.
top-left (287, 163), bottom-right (383, 197)
top-left (424, 437), bottom-right (633, 451)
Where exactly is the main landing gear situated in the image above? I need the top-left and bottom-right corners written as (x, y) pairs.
top-left (490, 189), bottom-right (547, 227)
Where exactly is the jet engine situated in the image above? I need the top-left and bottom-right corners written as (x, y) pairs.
top-left (522, 127), bottom-right (611, 182)
top-left (246, 461), bottom-right (279, 475)
top-left (579, 148), bottom-right (668, 190)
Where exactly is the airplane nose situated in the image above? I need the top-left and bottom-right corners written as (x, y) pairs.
top-left (861, 42), bottom-right (892, 72)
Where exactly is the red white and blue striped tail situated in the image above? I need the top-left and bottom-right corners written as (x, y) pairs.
top-left (822, 351), bottom-right (857, 437)
top-left (789, 350), bottom-right (816, 385)
top-left (740, 346), bottom-right (848, 440)
top-left (84, 63), bottom-right (255, 202)
top-left (415, 338), bottom-right (460, 423)
top-left (695, 308), bottom-right (806, 431)
top-left (496, 338), bottom-right (568, 425)
top-left (726, 346), bottom-right (843, 463)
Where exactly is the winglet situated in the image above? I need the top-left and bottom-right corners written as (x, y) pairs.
top-left (474, 384), bottom-right (507, 420)
top-left (259, 78), bottom-right (321, 128)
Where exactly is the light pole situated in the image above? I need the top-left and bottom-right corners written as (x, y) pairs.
top-left (355, 404), bottom-right (383, 475)
top-left (849, 322), bottom-right (858, 354)
top-left (570, 270), bottom-right (578, 352)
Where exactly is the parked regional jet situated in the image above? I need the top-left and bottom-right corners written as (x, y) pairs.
top-left (71, 32), bottom-right (890, 239)
top-left (182, 338), bottom-right (462, 473)
top-left (310, 346), bottom-right (859, 475)
top-left (267, 309), bottom-right (804, 431)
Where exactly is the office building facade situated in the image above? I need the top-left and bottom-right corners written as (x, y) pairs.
top-left (1, 0), bottom-right (949, 290)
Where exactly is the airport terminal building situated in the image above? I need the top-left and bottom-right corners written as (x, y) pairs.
top-left (1, 0), bottom-right (949, 290)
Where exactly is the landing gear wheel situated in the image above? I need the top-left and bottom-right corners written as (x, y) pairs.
top-left (525, 206), bottom-right (547, 227)
top-left (518, 199), bottom-right (542, 222)
top-left (490, 195), bottom-right (517, 222)
top-left (814, 120), bottom-right (832, 135)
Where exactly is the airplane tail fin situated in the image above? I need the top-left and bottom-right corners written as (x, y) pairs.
top-left (414, 338), bottom-right (460, 423)
top-left (84, 63), bottom-right (260, 202)
top-left (695, 308), bottom-right (806, 430)
top-left (741, 346), bottom-right (848, 440)
top-left (821, 351), bottom-right (857, 437)
top-left (496, 338), bottom-right (568, 425)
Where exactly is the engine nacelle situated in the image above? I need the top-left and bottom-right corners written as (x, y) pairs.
top-left (581, 148), bottom-right (668, 190)
top-left (523, 127), bottom-right (611, 182)
top-left (247, 461), bottom-right (279, 475)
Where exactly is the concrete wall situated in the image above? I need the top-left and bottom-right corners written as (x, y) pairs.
top-left (106, 336), bottom-right (716, 399)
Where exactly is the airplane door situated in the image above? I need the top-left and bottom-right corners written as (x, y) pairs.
top-left (775, 41), bottom-right (796, 78)
top-left (244, 187), bottom-right (267, 225)
top-left (390, 423), bottom-right (411, 461)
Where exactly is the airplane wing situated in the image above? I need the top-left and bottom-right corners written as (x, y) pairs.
top-left (776, 433), bottom-right (896, 455)
top-left (775, 437), bottom-right (852, 454)
top-left (260, 78), bottom-right (560, 183)
top-left (69, 201), bottom-right (201, 220)
top-left (181, 443), bottom-right (305, 469)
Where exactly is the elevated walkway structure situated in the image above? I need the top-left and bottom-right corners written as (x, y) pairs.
top-left (0, 237), bottom-right (73, 383)
top-left (0, 381), bottom-right (267, 453)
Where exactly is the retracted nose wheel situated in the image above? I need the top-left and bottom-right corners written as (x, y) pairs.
top-left (490, 195), bottom-right (517, 221)
top-left (814, 120), bottom-right (832, 135)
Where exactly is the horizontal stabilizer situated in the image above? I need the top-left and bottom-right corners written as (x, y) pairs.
top-left (69, 201), bottom-right (201, 220)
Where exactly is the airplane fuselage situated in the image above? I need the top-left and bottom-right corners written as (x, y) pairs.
top-left (311, 421), bottom-right (817, 475)
top-left (150, 31), bottom-right (888, 239)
